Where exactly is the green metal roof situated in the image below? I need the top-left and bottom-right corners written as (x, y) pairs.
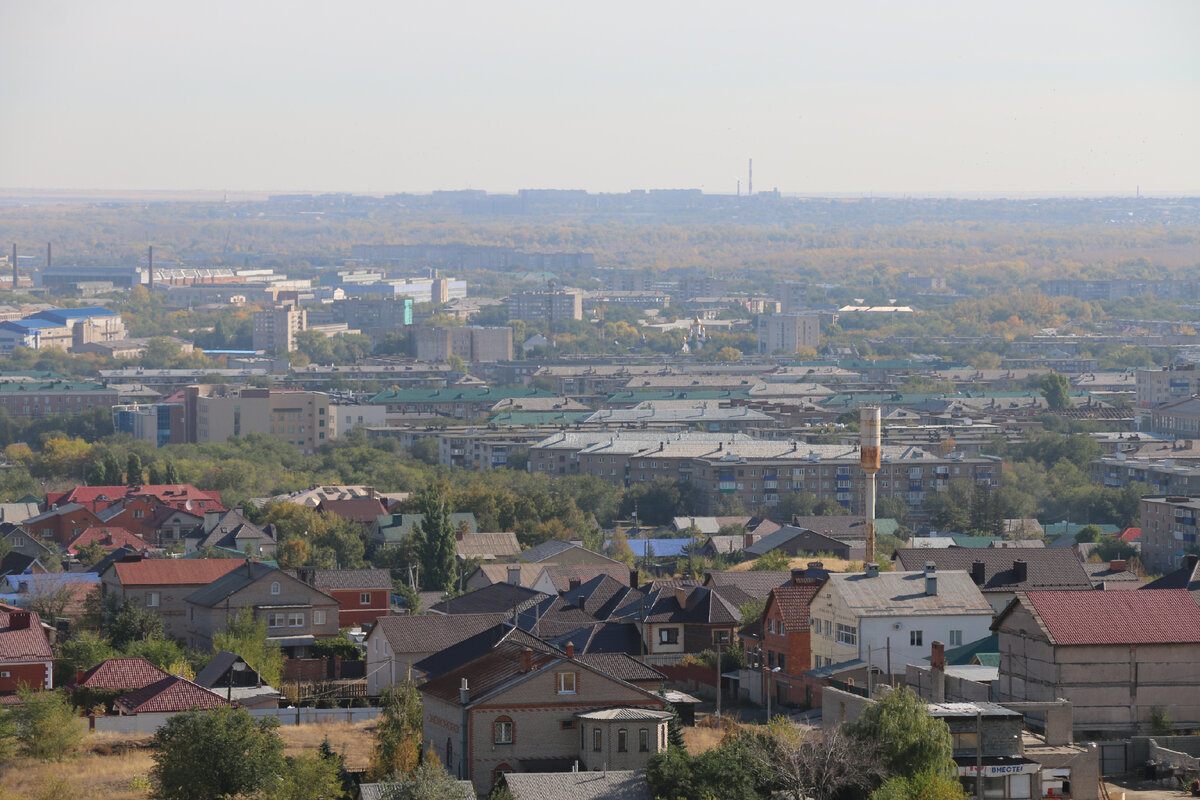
top-left (604, 390), bottom-right (752, 404)
top-left (0, 380), bottom-right (112, 393)
top-left (924, 633), bottom-right (999, 666)
top-left (368, 387), bottom-right (556, 404)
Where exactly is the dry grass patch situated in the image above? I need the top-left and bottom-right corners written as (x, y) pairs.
top-left (280, 719), bottom-right (378, 771)
top-left (728, 555), bottom-right (856, 573)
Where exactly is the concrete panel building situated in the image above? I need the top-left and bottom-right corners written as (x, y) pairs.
top-left (510, 290), bottom-right (583, 323)
top-left (757, 313), bottom-right (820, 355)
top-left (1139, 495), bottom-right (1200, 573)
top-left (253, 303), bottom-right (306, 354)
top-left (413, 326), bottom-right (514, 363)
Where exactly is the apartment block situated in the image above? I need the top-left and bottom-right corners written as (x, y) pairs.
top-left (1135, 365), bottom-right (1200, 408)
top-left (413, 326), bottom-right (513, 362)
top-left (188, 385), bottom-right (332, 454)
top-left (757, 313), bottom-right (820, 355)
top-left (253, 303), bottom-right (307, 354)
top-left (0, 380), bottom-right (118, 417)
top-left (509, 290), bottom-right (583, 323)
top-left (1140, 495), bottom-right (1200, 573)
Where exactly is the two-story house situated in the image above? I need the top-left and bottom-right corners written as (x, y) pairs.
top-left (184, 508), bottom-right (278, 558)
top-left (290, 567), bottom-right (392, 628)
top-left (0, 606), bottom-right (53, 696)
top-left (739, 580), bottom-right (822, 708)
top-left (99, 557), bottom-right (246, 641)
top-left (184, 561), bottom-right (340, 655)
top-left (416, 623), bottom-right (668, 796)
top-left (809, 564), bottom-right (994, 680)
top-left (365, 612), bottom-right (509, 694)
top-left (22, 503), bottom-right (102, 547)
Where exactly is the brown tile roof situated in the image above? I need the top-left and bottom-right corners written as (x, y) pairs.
top-left (702, 571), bottom-right (792, 600)
top-left (0, 609), bottom-right (52, 662)
top-left (318, 496), bottom-right (389, 524)
top-left (373, 613), bottom-right (510, 657)
top-left (420, 628), bottom-right (561, 703)
top-left (67, 526), bottom-right (147, 555)
top-left (72, 657), bottom-right (170, 690)
top-left (576, 653), bottom-right (665, 684)
top-left (542, 565), bottom-right (631, 593)
top-left (894, 549), bottom-right (1092, 592)
top-left (109, 558), bottom-right (245, 587)
top-left (768, 583), bottom-right (822, 631)
top-left (1014, 589), bottom-right (1200, 646)
top-left (114, 675), bottom-right (229, 714)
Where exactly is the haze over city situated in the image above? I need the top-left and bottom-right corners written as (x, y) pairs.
top-left (2, 0), bottom-right (1197, 196)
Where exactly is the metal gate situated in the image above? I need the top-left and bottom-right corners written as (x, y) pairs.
top-left (1097, 740), bottom-right (1127, 775)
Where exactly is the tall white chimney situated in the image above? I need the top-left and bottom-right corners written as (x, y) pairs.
top-left (860, 406), bottom-right (881, 566)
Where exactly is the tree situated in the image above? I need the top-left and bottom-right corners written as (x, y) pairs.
top-left (125, 636), bottom-right (185, 671)
top-left (1073, 524), bottom-right (1102, 544)
top-left (414, 484), bottom-right (457, 593)
top-left (149, 707), bottom-right (285, 800)
top-left (1039, 372), bottom-right (1072, 411)
top-left (378, 758), bottom-right (464, 800)
top-left (7, 687), bottom-right (85, 761)
top-left (755, 718), bottom-right (885, 800)
top-left (267, 751), bottom-right (346, 800)
top-left (847, 686), bottom-right (956, 781)
top-left (752, 549), bottom-right (790, 571)
top-left (74, 541), bottom-right (107, 567)
top-left (368, 680), bottom-right (423, 781)
top-left (606, 528), bottom-right (635, 566)
top-left (55, 631), bottom-right (116, 685)
top-left (126, 452), bottom-right (144, 485)
top-left (105, 599), bottom-right (165, 650)
top-left (24, 577), bottom-right (74, 627)
top-left (213, 608), bottom-right (284, 687)
top-left (408, 438), bottom-right (440, 466)
top-left (871, 769), bottom-right (966, 800)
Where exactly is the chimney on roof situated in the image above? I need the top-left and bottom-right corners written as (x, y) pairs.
top-left (8, 611), bottom-right (31, 630)
top-left (459, 678), bottom-right (470, 704)
top-left (1109, 559), bottom-right (1127, 572)
top-left (507, 566), bottom-right (522, 586)
top-left (1187, 553), bottom-right (1200, 572)
top-left (930, 640), bottom-right (946, 704)
top-left (566, 642), bottom-right (575, 659)
top-left (970, 560), bottom-right (985, 585)
top-left (245, 558), bottom-right (253, 576)
top-left (865, 562), bottom-right (879, 579)
top-left (791, 568), bottom-right (806, 585)
top-left (744, 532), bottom-right (754, 550)
top-left (520, 648), bottom-right (532, 673)
top-left (924, 562), bottom-right (938, 596)
top-left (569, 578), bottom-right (581, 591)
top-left (1013, 560), bottom-right (1028, 582)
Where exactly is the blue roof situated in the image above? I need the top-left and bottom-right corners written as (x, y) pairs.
top-left (0, 319), bottom-right (66, 331)
top-left (617, 538), bottom-right (692, 558)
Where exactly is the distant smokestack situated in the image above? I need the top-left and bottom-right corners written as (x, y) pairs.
top-left (860, 406), bottom-right (881, 566)
top-left (11, 243), bottom-right (16, 289)
top-left (748, 158), bottom-right (753, 196)
top-left (148, 245), bottom-right (154, 283)
top-left (46, 242), bottom-right (51, 269)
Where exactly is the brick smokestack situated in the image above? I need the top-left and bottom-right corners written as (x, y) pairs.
top-left (520, 648), bottom-right (532, 673)
top-left (930, 640), bottom-right (946, 703)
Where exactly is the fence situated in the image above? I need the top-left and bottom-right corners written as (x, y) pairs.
top-left (91, 706), bottom-right (381, 735)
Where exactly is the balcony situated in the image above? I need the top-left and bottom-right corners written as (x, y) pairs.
top-left (764, 480), bottom-right (778, 490)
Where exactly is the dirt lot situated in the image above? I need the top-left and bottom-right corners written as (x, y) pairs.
top-left (0, 719), bottom-right (377, 800)
top-left (1104, 776), bottom-right (1195, 799)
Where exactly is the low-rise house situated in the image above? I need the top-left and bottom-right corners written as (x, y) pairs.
top-left (417, 624), bottom-right (668, 795)
top-left (1082, 559), bottom-right (1142, 589)
top-left (1141, 552), bottom-right (1200, 600)
top-left (100, 557), bottom-right (246, 641)
top-left (739, 580), bottom-right (822, 707)
top-left (809, 564), bottom-right (994, 678)
top-left (70, 656), bottom-right (169, 695)
top-left (185, 509), bottom-right (278, 557)
top-left (23, 503), bottom-right (102, 547)
top-left (0, 553), bottom-right (45, 579)
top-left (516, 540), bottom-right (623, 567)
top-left (894, 549), bottom-right (1094, 612)
top-left (744, 526), bottom-right (861, 561)
top-left (455, 532), bottom-right (521, 562)
top-left (0, 502), bottom-right (39, 524)
top-left (291, 567), bottom-right (392, 628)
top-left (502, 771), bottom-right (652, 800)
top-left (992, 589), bottom-right (1200, 735)
top-left (128, 506), bottom-right (204, 549)
top-left (465, 563), bottom-right (632, 595)
top-left (364, 613), bottom-right (509, 694)
top-left (0, 607), bottom-right (53, 695)
top-left (184, 561), bottom-right (340, 655)
top-left (318, 495), bottom-right (390, 530)
top-left (66, 526), bottom-right (148, 556)
top-left (615, 584), bottom-right (741, 659)
top-left (1, 523), bottom-right (55, 560)
top-left (113, 675), bottom-right (229, 715)
top-left (371, 512), bottom-right (478, 548)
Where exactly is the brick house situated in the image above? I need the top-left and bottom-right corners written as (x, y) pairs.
top-left (364, 612), bottom-right (509, 694)
top-left (894, 548), bottom-right (1094, 613)
top-left (739, 580), bottom-right (822, 708)
top-left (291, 567), bottom-right (392, 628)
top-left (22, 503), bottom-right (102, 547)
top-left (416, 624), bottom-right (667, 796)
top-left (184, 561), bottom-right (339, 655)
top-left (992, 589), bottom-right (1200, 735)
top-left (46, 484), bottom-right (225, 516)
top-left (617, 584), bottom-right (742, 658)
top-left (99, 557), bottom-right (245, 641)
top-left (0, 606), bottom-right (53, 695)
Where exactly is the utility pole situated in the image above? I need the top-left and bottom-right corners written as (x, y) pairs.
top-left (975, 710), bottom-right (983, 800)
top-left (714, 642), bottom-right (722, 719)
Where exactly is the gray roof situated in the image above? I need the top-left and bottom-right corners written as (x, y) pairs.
top-left (291, 568), bottom-right (392, 591)
top-left (893, 548), bottom-right (1093, 592)
top-left (824, 570), bottom-right (993, 616)
top-left (574, 707), bottom-right (672, 721)
top-left (372, 613), bottom-right (511, 658)
top-left (744, 525), bottom-right (847, 557)
top-left (184, 561), bottom-right (278, 607)
top-left (503, 771), bottom-right (651, 800)
top-left (359, 781), bottom-right (476, 800)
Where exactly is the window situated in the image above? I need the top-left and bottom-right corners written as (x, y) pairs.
top-left (146, 591), bottom-right (159, 607)
top-left (360, 592), bottom-right (371, 605)
top-left (617, 729), bottom-right (628, 752)
top-left (778, 653), bottom-right (786, 671)
top-left (982, 775), bottom-right (1006, 798)
top-left (910, 630), bottom-right (923, 647)
top-left (0, 671), bottom-right (9, 678)
top-left (132, 509), bottom-right (144, 519)
top-left (835, 623), bottom-right (857, 646)
top-left (557, 672), bottom-right (576, 694)
top-left (593, 728), bottom-right (602, 752)
top-left (288, 613), bottom-right (304, 627)
top-left (445, 738), bottom-right (453, 770)
top-left (951, 731), bottom-right (979, 752)
top-left (493, 717), bottom-right (513, 744)
top-left (313, 610), bottom-right (326, 626)
top-left (949, 629), bottom-right (963, 647)
top-left (561, 720), bottom-right (574, 730)
top-left (270, 582), bottom-right (281, 596)
top-left (713, 629), bottom-right (730, 644)
top-left (268, 613), bottom-right (285, 628)
top-left (658, 627), bottom-right (679, 645)
top-left (767, 619), bottom-right (775, 634)
top-left (824, 620), bottom-right (832, 637)
top-left (768, 650), bottom-right (775, 668)
top-left (639, 728), bottom-right (650, 752)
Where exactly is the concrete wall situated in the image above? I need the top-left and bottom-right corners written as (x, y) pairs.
top-left (93, 706), bottom-right (380, 734)
top-left (906, 664), bottom-right (991, 703)
top-left (821, 686), bottom-right (875, 732)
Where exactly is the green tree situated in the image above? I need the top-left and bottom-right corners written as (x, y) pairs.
top-left (414, 485), bottom-right (457, 593)
top-left (55, 630), bottom-right (116, 685)
top-left (124, 636), bottom-right (186, 671)
top-left (378, 758), bottom-right (464, 800)
top-left (752, 549), bottom-right (790, 571)
top-left (368, 680), bottom-right (424, 781)
top-left (1039, 372), bottom-right (1072, 411)
top-left (102, 451), bottom-right (124, 485)
top-left (149, 707), bottom-right (285, 800)
top-left (105, 600), bottom-right (165, 650)
top-left (126, 452), bottom-right (144, 485)
top-left (267, 751), bottom-right (346, 800)
top-left (212, 608), bottom-right (284, 687)
top-left (755, 717), bottom-right (885, 800)
top-left (848, 686), bottom-right (956, 780)
top-left (871, 769), bottom-right (966, 800)
top-left (1074, 524), bottom-right (1103, 543)
top-left (74, 541), bottom-right (107, 567)
top-left (7, 687), bottom-right (85, 761)
top-left (408, 438), bottom-right (440, 466)
top-left (606, 528), bottom-right (635, 567)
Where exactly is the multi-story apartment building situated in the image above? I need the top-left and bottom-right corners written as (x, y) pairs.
top-left (252, 303), bottom-right (306, 354)
top-left (756, 313), bottom-right (820, 355)
top-left (413, 326), bottom-right (513, 363)
top-left (113, 403), bottom-right (188, 446)
top-left (1091, 453), bottom-right (1200, 496)
top-left (1140, 495), bottom-right (1200, 573)
top-left (188, 385), bottom-right (332, 454)
top-left (509, 289), bottom-right (583, 323)
top-left (1135, 364), bottom-right (1200, 408)
top-left (0, 380), bottom-right (118, 417)
top-left (1148, 396), bottom-right (1200, 438)
top-left (778, 281), bottom-right (807, 313)
top-left (0, 307), bottom-right (127, 353)
top-left (530, 432), bottom-right (998, 513)
top-left (368, 387), bottom-right (555, 422)
top-left (436, 429), bottom-right (548, 469)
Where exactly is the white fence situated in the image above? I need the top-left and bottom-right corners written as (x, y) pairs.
top-left (92, 706), bottom-right (380, 735)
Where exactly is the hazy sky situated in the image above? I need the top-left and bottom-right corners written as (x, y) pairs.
top-left (2, 1), bottom-right (1197, 195)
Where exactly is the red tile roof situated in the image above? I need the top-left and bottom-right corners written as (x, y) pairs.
top-left (110, 558), bottom-right (245, 586)
top-left (47, 485), bottom-right (225, 514)
top-left (114, 675), bottom-right (229, 714)
top-left (73, 657), bottom-right (170, 690)
top-left (1020, 589), bottom-right (1200, 646)
top-left (768, 583), bottom-right (822, 631)
top-left (1119, 527), bottom-right (1141, 543)
top-left (0, 609), bottom-right (52, 662)
top-left (67, 526), bottom-right (147, 555)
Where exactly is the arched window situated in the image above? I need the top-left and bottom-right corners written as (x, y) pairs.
top-left (445, 737), bottom-right (453, 770)
top-left (270, 581), bottom-right (280, 595)
top-left (493, 764), bottom-right (513, 788)
top-left (493, 715), bottom-right (514, 744)
top-left (617, 728), bottom-right (628, 752)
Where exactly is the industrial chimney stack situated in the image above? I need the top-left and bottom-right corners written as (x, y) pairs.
top-left (860, 406), bottom-right (882, 566)
top-left (10, 243), bottom-right (16, 289)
